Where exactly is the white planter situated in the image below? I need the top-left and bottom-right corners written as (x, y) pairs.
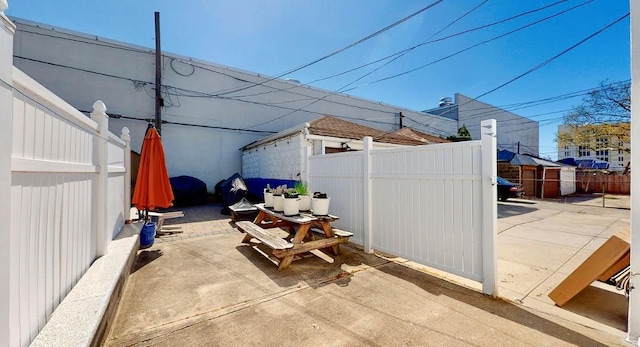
top-left (283, 197), bottom-right (300, 216)
top-left (312, 197), bottom-right (331, 216)
top-left (264, 191), bottom-right (274, 208)
top-left (273, 195), bottom-right (284, 211)
top-left (299, 195), bottom-right (311, 211)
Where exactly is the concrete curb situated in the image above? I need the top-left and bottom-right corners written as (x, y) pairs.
top-left (31, 222), bottom-right (142, 347)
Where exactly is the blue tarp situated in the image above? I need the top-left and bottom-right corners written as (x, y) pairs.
top-left (497, 150), bottom-right (516, 162)
top-left (559, 158), bottom-right (609, 169)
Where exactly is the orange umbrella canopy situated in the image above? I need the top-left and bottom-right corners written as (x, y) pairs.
top-left (132, 127), bottom-right (174, 210)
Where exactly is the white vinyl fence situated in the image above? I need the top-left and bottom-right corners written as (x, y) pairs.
top-left (3, 66), bottom-right (130, 346)
top-left (309, 120), bottom-right (497, 294)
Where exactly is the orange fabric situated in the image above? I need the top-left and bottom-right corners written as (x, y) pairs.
top-left (132, 127), bottom-right (174, 210)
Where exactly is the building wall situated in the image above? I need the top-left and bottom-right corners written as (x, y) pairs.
top-left (241, 133), bottom-right (306, 180)
top-left (497, 162), bottom-right (520, 183)
top-left (456, 94), bottom-right (539, 156)
top-left (11, 18), bottom-right (458, 191)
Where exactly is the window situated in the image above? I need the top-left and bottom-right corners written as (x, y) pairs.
top-left (619, 157), bottom-right (625, 162)
top-left (596, 138), bottom-right (609, 147)
top-left (578, 146), bottom-right (590, 157)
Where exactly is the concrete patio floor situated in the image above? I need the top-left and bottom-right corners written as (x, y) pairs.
top-left (105, 195), bottom-right (631, 346)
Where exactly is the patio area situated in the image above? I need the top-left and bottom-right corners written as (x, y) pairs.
top-left (104, 198), bottom-right (630, 346)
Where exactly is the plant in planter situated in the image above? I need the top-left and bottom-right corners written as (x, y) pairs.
top-left (311, 191), bottom-right (331, 216)
top-left (271, 185), bottom-right (287, 212)
top-left (283, 188), bottom-right (300, 216)
top-left (294, 181), bottom-right (311, 211)
top-left (263, 184), bottom-right (274, 208)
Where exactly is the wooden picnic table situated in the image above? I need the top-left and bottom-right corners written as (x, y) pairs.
top-left (237, 203), bottom-right (353, 270)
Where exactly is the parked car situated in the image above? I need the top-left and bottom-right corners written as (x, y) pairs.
top-left (497, 177), bottom-right (524, 201)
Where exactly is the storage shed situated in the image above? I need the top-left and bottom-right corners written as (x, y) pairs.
top-left (497, 150), bottom-right (576, 198)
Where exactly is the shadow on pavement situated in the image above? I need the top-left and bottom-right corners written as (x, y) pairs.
top-left (234, 242), bottom-right (383, 289)
top-left (562, 285), bottom-right (628, 332)
top-left (376, 261), bottom-right (610, 347)
top-left (498, 202), bottom-right (538, 219)
top-left (131, 249), bottom-right (163, 274)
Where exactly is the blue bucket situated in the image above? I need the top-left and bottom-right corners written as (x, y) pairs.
top-left (140, 222), bottom-right (156, 249)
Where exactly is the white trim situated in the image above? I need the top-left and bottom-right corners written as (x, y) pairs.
top-left (108, 166), bottom-right (126, 173)
top-left (11, 158), bottom-right (98, 173)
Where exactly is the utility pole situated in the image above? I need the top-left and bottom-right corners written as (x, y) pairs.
top-left (398, 112), bottom-right (403, 129)
top-left (154, 12), bottom-right (162, 134)
top-left (517, 141), bottom-right (520, 154)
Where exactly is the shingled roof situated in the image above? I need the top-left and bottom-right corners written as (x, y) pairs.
top-left (384, 127), bottom-right (449, 144)
top-left (308, 116), bottom-right (443, 146)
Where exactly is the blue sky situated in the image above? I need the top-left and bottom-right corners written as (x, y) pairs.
top-left (6, 0), bottom-right (630, 159)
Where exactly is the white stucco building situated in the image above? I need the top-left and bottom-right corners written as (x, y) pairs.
top-left (10, 17), bottom-right (459, 191)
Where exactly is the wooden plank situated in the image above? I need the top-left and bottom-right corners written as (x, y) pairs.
top-left (548, 229), bottom-right (630, 306)
top-left (311, 227), bottom-right (353, 238)
top-left (272, 237), bottom-right (350, 257)
top-left (331, 228), bottom-right (353, 238)
top-left (237, 221), bottom-right (293, 250)
top-left (598, 252), bottom-right (630, 282)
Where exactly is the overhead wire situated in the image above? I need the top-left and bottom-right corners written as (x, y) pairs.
top-left (15, 1), bottom-right (599, 130)
top-left (226, 0), bottom-right (570, 100)
top-left (211, 0), bottom-right (446, 97)
top-left (340, 0), bottom-right (596, 93)
top-left (242, 0), bottom-right (494, 130)
top-left (412, 11), bottom-right (630, 136)
top-left (14, 4), bottom-right (628, 142)
top-left (467, 13), bottom-right (629, 103)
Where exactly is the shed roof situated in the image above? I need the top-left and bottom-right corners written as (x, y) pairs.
top-left (308, 116), bottom-right (442, 146)
top-left (386, 127), bottom-right (450, 144)
top-left (242, 115), bottom-right (446, 150)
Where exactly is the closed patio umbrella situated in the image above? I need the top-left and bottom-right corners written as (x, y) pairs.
top-left (132, 126), bottom-right (174, 219)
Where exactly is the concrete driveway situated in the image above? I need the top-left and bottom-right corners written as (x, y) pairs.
top-left (105, 196), bottom-right (631, 346)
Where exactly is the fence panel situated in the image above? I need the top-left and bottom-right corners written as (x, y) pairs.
top-left (308, 151), bottom-right (365, 243)
top-left (308, 124), bottom-right (496, 292)
top-left (8, 69), bottom-right (127, 346)
top-left (369, 142), bottom-right (484, 281)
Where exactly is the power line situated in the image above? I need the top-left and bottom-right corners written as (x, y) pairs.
top-left (340, 0), bottom-right (595, 93)
top-left (471, 12), bottom-right (630, 102)
top-left (211, 0), bottom-right (445, 97)
top-left (241, 1), bottom-right (498, 130)
top-left (78, 110), bottom-right (277, 135)
top-left (225, 0), bottom-right (571, 100)
top-left (14, 55), bottom-right (408, 122)
top-left (413, 11), bottom-right (629, 135)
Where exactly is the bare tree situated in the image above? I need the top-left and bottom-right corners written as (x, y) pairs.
top-left (557, 80), bottom-right (630, 153)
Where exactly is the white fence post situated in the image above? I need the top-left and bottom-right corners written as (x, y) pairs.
top-left (121, 127), bottom-right (131, 222)
top-left (481, 119), bottom-right (497, 296)
top-left (363, 136), bottom-right (373, 254)
top-left (0, 4), bottom-right (15, 346)
top-left (628, 0), bottom-right (640, 342)
top-left (91, 101), bottom-right (109, 256)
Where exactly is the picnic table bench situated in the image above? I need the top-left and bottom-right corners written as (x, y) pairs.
top-left (237, 203), bottom-right (353, 270)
